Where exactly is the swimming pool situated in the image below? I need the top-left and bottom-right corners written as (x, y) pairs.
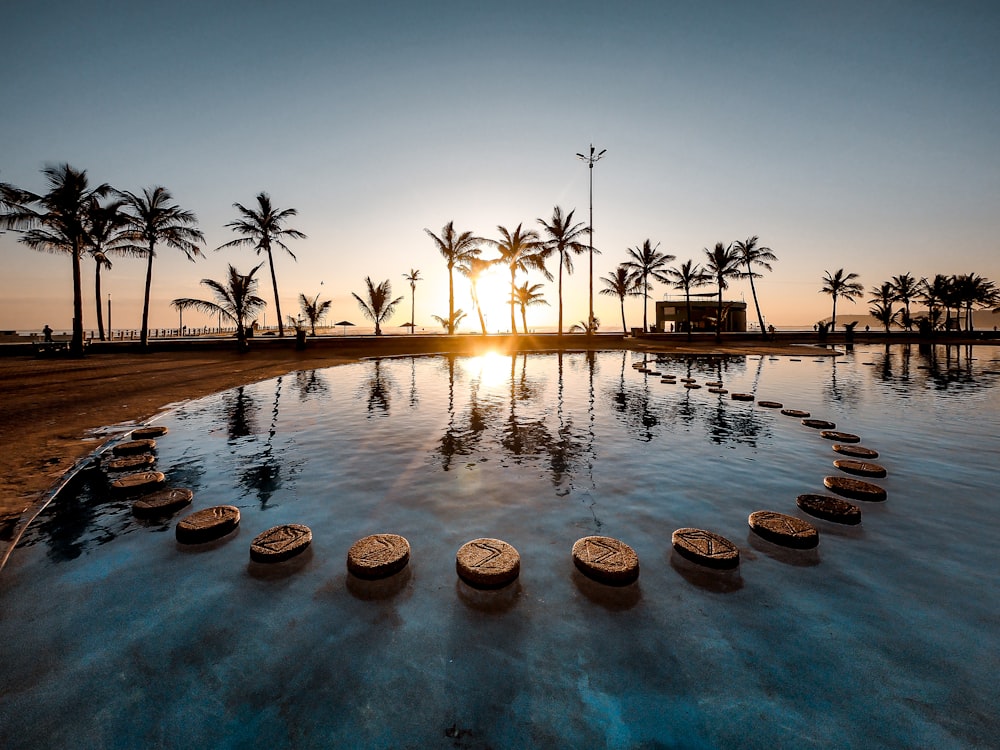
top-left (2, 345), bottom-right (998, 748)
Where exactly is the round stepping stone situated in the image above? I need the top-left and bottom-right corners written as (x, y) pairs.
top-left (456, 538), bottom-right (520, 589)
top-left (781, 409), bottom-right (810, 418)
top-left (802, 418), bottom-right (836, 429)
top-left (110, 471), bottom-right (165, 495)
top-left (748, 511), bottom-right (819, 549)
top-left (705, 381), bottom-right (723, 387)
top-left (709, 388), bottom-right (728, 394)
top-left (684, 383), bottom-right (702, 389)
top-left (821, 430), bottom-right (860, 443)
top-left (796, 494), bottom-right (862, 525)
top-left (131, 425), bottom-right (168, 439)
top-left (731, 393), bottom-right (755, 402)
top-left (833, 444), bottom-right (879, 459)
top-left (680, 377), bottom-right (696, 383)
top-left (757, 400), bottom-right (783, 408)
top-left (250, 524), bottom-right (313, 563)
top-left (347, 533), bottom-right (411, 579)
top-left (660, 377), bottom-right (676, 383)
top-left (790, 358), bottom-right (802, 362)
top-left (824, 476), bottom-right (886, 502)
top-left (132, 488), bottom-right (193, 518)
top-left (834, 459), bottom-right (887, 478)
top-left (176, 505), bottom-right (240, 544)
top-left (572, 536), bottom-right (639, 586)
top-left (671, 528), bottom-right (740, 569)
top-left (105, 454), bottom-right (155, 472)
top-left (647, 371), bottom-right (661, 376)
top-left (113, 438), bottom-right (156, 456)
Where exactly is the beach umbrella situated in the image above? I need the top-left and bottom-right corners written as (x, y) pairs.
top-left (401, 322), bottom-right (417, 333)
top-left (334, 320), bottom-right (355, 336)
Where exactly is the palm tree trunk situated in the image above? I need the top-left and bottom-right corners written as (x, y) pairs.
top-left (448, 263), bottom-right (455, 335)
top-left (685, 289), bottom-right (693, 342)
top-left (95, 263), bottom-right (105, 341)
top-left (471, 281), bottom-right (486, 334)
top-left (620, 297), bottom-right (626, 334)
top-left (410, 285), bottom-right (415, 334)
top-left (558, 254), bottom-right (564, 336)
top-left (642, 271), bottom-right (649, 332)
top-left (521, 305), bottom-right (527, 334)
top-left (831, 295), bottom-right (838, 333)
top-left (509, 267), bottom-right (517, 334)
top-left (140, 245), bottom-right (154, 347)
top-left (265, 246), bottom-right (284, 337)
top-left (747, 264), bottom-right (766, 338)
top-left (716, 282), bottom-right (723, 343)
top-left (71, 242), bottom-right (85, 356)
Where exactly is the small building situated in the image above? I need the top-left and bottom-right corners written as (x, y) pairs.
top-left (655, 295), bottom-right (748, 333)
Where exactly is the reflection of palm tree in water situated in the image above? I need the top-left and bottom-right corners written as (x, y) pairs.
top-left (501, 353), bottom-right (552, 459)
top-left (238, 376), bottom-right (284, 508)
top-left (363, 359), bottom-right (392, 416)
top-left (226, 385), bottom-right (259, 441)
top-left (437, 354), bottom-right (500, 470)
top-left (292, 369), bottom-right (329, 400)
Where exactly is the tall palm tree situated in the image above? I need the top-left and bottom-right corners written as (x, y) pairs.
top-left (298, 292), bottom-right (331, 335)
top-left (624, 239), bottom-right (675, 332)
top-left (820, 269), bottom-right (864, 332)
top-left (432, 309), bottom-right (467, 331)
top-left (704, 242), bottom-right (742, 341)
top-left (537, 206), bottom-right (590, 335)
top-left (890, 273), bottom-right (921, 331)
top-left (952, 273), bottom-right (998, 332)
top-left (664, 259), bottom-right (711, 341)
top-left (0, 164), bottom-right (112, 356)
top-left (599, 264), bottom-right (642, 334)
top-left (424, 221), bottom-right (482, 334)
top-left (489, 224), bottom-right (550, 334)
top-left (85, 197), bottom-right (132, 341)
top-left (172, 264), bottom-right (266, 352)
top-left (119, 186), bottom-right (204, 347)
top-left (352, 276), bottom-right (403, 336)
top-left (458, 256), bottom-right (493, 335)
top-left (869, 300), bottom-right (899, 334)
top-left (511, 281), bottom-right (549, 333)
top-left (919, 274), bottom-right (951, 331)
top-left (733, 236), bottom-right (777, 338)
top-left (217, 192), bottom-right (305, 338)
top-left (403, 268), bottom-right (422, 334)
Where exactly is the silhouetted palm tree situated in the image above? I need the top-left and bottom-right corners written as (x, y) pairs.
top-left (119, 186), bottom-right (204, 347)
top-left (869, 300), bottom-right (899, 333)
top-left (890, 273), bottom-right (921, 331)
top-left (217, 193), bottom-right (305, 338)
top-left (298, 292), bottom-right (331, 335)
top-left (952, 273), bottom-right (997, 332)
top-left (599, 264), bottom-right (642, 333)
top-left (458, 257), bottom-right (493, 335)
top-left (820, 269), bottom-right (864, 332)
top-left (424, 221), bottom-right (481, 334)
top-left (537, 206), bottom-right (590, 335)
top-left (624, 239), bottom-right (675, 332)
top-left (432, 309), bottom-right (467, 331)
top-left (733, 236), bottom-right (777, 337)
top-left (0, 164), bottom-right (112, 355)
top-left (489, 224), bottom-right (550, 334)
top-left (665, 260), bottom-right (711, 340)
top-left (403, 268), bottom-right (421, 333)
top-left (352, 276), bottom-right (403, 336)
top-left (172, 264), bottom-right (266, 352)
top-left (85, 197), bottom-right (131, 341)
top-left (704, 242), bottom-right (741, 341)
top-left (511, 281), bottom-right (549, 333)
top-left (920, 274), bottom-right (951, 331)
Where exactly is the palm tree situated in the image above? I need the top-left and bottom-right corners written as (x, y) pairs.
top-left (599, 264), bottom-right (642, 334)
top-left (85, 197), bottom-right (132, 341)
top-left (704, 242), bottom-right (742, 341)
top-left (919, 274), bottom-right (951, 331)
top-left (424, 221), bottom-right (482, 334)
top-left (298, 292), bottom-right (331, 335)
top-left (432, 309), bottom-right (467, 331)
top-left (952, 273), bottom-right (998, 332)
top-left (664, 260), bottom-right (711, 341)
top-left (511, 282), bottom-right (549, 333)
top-left (537, 206), bottom-right (590, 335)
top-left (869, 300), bottom-right (899, 333)
top-left (890, 273), bottom-right (921, 331)
top-left (403, 268), bottom-right (422, 333)
top-left (217, 193), bottom-right (305, 338)
top-left (489, 224), bottom-right (550, 334)
top-left (0, 164), bottom-right (112, 356)
top-left (733, 236), bottom-right (777, 338)
top-left (172, 264), bottom-right (266, 352)
top-left (352, 276), bottom-right (403, 336)
top-left (119, 186), bottom-right (204, 347)
top-left (624, 239), bottom-right (675, 332)
top-left (458, 257), bottom-right (493, 335)
top-left (820, 269), bottom-right (864, 332)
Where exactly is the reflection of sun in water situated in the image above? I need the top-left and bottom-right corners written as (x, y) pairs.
top-left (473, 268), bottom-right (512, 332)
top-left (468, 351), bottom-right (511, 389)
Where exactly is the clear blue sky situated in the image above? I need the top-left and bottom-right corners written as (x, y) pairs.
top-left (2, 0), bottom-right (998, 332)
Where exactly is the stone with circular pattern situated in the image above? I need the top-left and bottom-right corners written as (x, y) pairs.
top-left (796, 493), bottom-right (862, 525)
top-left (834, 459), bottom-right (887, 478)
top-left (176, 505), bottom-right (241, 544)
top-left (456, 538), bottom-right (520, 589)
top-left (671, 528), bottom-right (740, 569)
top-left (572, 536), bottom-right (639, 585)
top-left (250, 524), bottom-right (313, 563)
top-left (748, 511), bottom-right (819, 549)
top-left (347, 533), bottom-right (411, 579)
top-left (824, 476), bottom-right (887, 502)
top-left (132, 488), bottom-right (193, 518)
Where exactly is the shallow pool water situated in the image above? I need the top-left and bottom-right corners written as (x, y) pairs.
top-left (2, 345), bottom-right (999, 749)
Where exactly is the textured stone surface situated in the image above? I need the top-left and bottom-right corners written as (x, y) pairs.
top-left (456, 538), bottom-right (520, 589)
top-left (796, 493), bottom-right (862, 524)
top-left (781, 409), bottom-right (810, 417)
top-left (824, 476), bottom-right (887, 501)
top-left (748, 511), bottom-right (819, 549)
top-left (708, 388), bottom-right (728, 394)
top-left (833, 444), bottom-right (880, 459)
top-left (821, 430), bottom-right (860, 443)
top-left (834, 459), bottom-right (887, 478)
top-left (347, 533), bottom-right (411, 579)
top-left (572, 536), bottom-right (639, 586)
top-left (671, 528), bottom-right (740, 569)
top-left (131, 426), bottom-right (168, 439)
top-left (802, 418), bottom-right (836, 429)
top-left (175, 505), bottom-right (240, 544)
top-left (250, 524), bottom-right (312, 563)
top-left (112, 438), bottom-right (156, 456)
top-left (758, 401), bottom-right (783, 408)
top-left (132, 488), bottom-right (193, 518)
top-left (110, 471), bottom-right (165, 495)
top-left (104, 454), bottom-right (156, 472)
top-left (731, 393), bottom-right (755, 402)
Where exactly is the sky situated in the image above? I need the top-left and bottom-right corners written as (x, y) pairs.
top-left (2, 0), bottom-right (999, 333)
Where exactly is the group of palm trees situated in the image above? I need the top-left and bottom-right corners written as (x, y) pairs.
top-left (820, 269), bottom-right (1000, 334)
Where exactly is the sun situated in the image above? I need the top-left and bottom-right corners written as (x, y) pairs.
top-left (472, 267), bottom-right (512, 333)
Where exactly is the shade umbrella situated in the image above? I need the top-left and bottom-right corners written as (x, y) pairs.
top-left (334, 320), bottom-right (355, 336)
top-left (400, 322), bottom-right (417, 334)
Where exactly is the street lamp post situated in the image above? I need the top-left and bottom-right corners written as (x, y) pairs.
top-left (107, 293), bottom-right (112, 340)
top-left (576, 144), bottom-right (606, 334)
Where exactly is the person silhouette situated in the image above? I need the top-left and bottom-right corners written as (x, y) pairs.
top-left (43, 324), bottom-right (53, 343)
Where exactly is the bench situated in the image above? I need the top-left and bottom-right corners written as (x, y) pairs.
top-left (32, 335), bottom-right (91, 356)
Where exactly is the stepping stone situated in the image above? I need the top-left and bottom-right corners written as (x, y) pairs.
top-left (111, 471), bottom-right (165, 495)
top-left (113, 438), bottom-right (156, 456)
top-left (250, 524), bottom-right (312, 563)
top-left (821, 430), bottom-right (860, 442)
top-left (802, 418), bottom-right (836, 429)
top-left (347, 533), bottom-right (411, 579)
top-left (131, 425), bottom-right (168, 439)
top-left (705, 381), bottom-right (723, 387)
top-left (757, 400), bottom-right (783, 408)
top-left (833, 444), bottom-right (879, 459)
top-left (684, 383), bottom-right (702, 389)
top-left (748, 511), bottom-right (819, 549)
top-left (781, 409), bottom-right (810, 418)
top-left (176, 505), bottom-right (240, 544)
top-left (456, 538), bottom-right (520, 589)
top-left (660, 379), bottom-right (677, 384)
top-left (796, 494), bottom-right (862, 525)
top-left (105, 454), bottom-right (155, 472)
top-left (824, 476), bottom-right (887, 502)
top-left (671, 528), bottom-right (740, 569)
top-left (132, 488), bottom-right (193, 518)
top-left (572, 536), bottom-right (639, 586)
top-left (680, 377), bottom-right (697, 383)
top-left (790, 358), bottom-right (802, 362)
top-left (731, 393), bottom-right (755, 402)
top-left (834, 459), bottom-right (887, 478)
top-left (709, 388), bottom-right (728, 394)
top-left (647, 371), bottom-right (661, 376)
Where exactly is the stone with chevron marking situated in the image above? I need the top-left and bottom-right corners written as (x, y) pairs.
top-left (250, 523), bottom-right (312, 563)
top-left (456, 537), bottom-right (520, 589)
top-left (572, 535), bottom-right (639, 586)
top-left (748, 511), bottom-right (819, 549)
top-left (672, 528), bottom-right (740, 569)
top-left (347, 533), bottom-right (410, 579)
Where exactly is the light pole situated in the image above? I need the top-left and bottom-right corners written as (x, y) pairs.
top-left (577, 144), bottom-right (606, 334)
top-left (107, 293), bottom-right (112, 340)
